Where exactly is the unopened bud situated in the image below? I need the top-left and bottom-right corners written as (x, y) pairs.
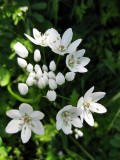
top-left (26, 77), bottom-right (34, 86)
top-left (48, 71), bottom-right (56, 79)
top-left (34, 49), bottom-right (41, 62)
top-left (56, 72), bottom-right (65, 85)
top-left (18, 83), bottom-right (28, 95)
top-left (49, 60), bottom-right (56, 71)
top-left (65, 72), bottom-right (75, 81)
top-left (42, 65), bottom-right (48, 72)
top-left (38, 78), bottom-right (46, 89)
top-left (14, 42), bottom-right (28, 58)
top-left (46, 90), bottom-right (57, 101)
top-left (49, 79), bottom-right (57, 90)
top-left (27, 63), bottom-right (33, 72)
top-left (17, 57), bottom-right (27, 68)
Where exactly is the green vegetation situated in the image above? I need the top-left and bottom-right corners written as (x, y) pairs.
top-left (0, 0), bottom-right (120, 159)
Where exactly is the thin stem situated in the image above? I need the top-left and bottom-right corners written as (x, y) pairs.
top-left (70, 136), bottom-right (95, 160)
top-left (56, 55), bottom-right (61, 67)
top-left (42, 48), bottom-right (46, 64)
top-left (57, 94), bottom-right (70, 101)
top-left (7, 83), bottom-right (33, 103)
top-left (107, 108), bottom-right (120, 132)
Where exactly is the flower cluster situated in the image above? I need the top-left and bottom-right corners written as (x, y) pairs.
top-left (6, 28), bottom-right (107, 143)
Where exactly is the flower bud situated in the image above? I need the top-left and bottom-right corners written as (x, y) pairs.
top-left (36, 70), bottom-right (42, 79)
top-left (26, 77), bottom-right (34, 86)
top-left (18, 83), bottom-right (28, 95)
top-left (43, 75), bottom-right (48, 85)
top-left (42, 65), bottom-right (48, 72)
top-left (17, 57), bottom-right (27, 68)
top-left (34, 49), bottom-right (41, 62)
top-left (49, 79), bottom-right (57, 90)
top-left (49, 60), bottom-right (56, 71)
top-left (46, 90), bottom-right (57, 101)
top-left (29, 72), bottom-right (36, 78)
top-left (48, 71), bottom-right (56, 79)
top-left (56, 72), bottom-right (65, 85)
top-left (65, 72), bottom-right (75, 81)
top-left (27, 63), bottom-right (33, 72)
top-left (34, 64), bottom-right (41, 72)
top-left (38, 78), bottom-right (46, 89)
top-left (14, 42), bottom-right (28, 58)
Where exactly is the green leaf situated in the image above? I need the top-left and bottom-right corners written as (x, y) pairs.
top-left (32, 13), bottom-right (44, 23)
top-left (31, 2), bottom-right (47, 10)
top-left (0, 67), bottom-right (10, 87)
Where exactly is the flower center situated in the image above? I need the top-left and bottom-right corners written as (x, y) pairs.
top-left (62, 111), bottom-right (72, 125)
top-left (59, 45), bottom-right (65, 51)
top-left (83, 102), bottom-right (90, 108)
top-left (23, 115), bottom-right (31, 124)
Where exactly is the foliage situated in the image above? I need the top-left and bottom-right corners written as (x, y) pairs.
top-left (0, 0), bottom-right (120, 159)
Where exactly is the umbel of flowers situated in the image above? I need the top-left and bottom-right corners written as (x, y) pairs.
top-left (5, 28), bottom-right (107, 143)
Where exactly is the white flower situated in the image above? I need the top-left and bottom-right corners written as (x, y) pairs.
top-left (56, 72), bottom-right (65, 85)
top-left (5, 103), bottom-right (44, 143)
top-left (24, 28), bottom-right (53, 46)
top-left (18, 83), bottom-right (28, 95)
top-left (66, 49), bottom-right (90, 73)
top-left (56, 105), bottom-right (82, 134)
top-left (65, 72), bottom-right (75, 81)
top-left (34, 49), bottom-right (41, 62)
top-left (46, 90), bottom-right (57, 101)
top-left (48, 28), bottom-right (82, 55)
top-left (77, 86), bottom-right (107, 126)
top-left (17, 57), bottom-right (27, 68)
top-left (49, 61), bottom-right (56, 71)
top-left (27, 63), bottom-right (33, 72)
top-left (48, 79), bottom-right (57, 90)
top-left (14, 42), bottom-right (29, 58)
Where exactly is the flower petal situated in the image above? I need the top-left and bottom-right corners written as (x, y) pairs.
top-left (56, 119), bottom-right (63, 130)
top-left (69, 107), bottom-right (82, 117)
top-left (62, 28), bottom-right (73, 47)
top-left (91, 92), bottom-right (106, 102)
top-left (77, 66), bottom-right (88, 73)
top-left (5, 120), bottom-right (21, 133)
top-left (89, 102), bottom-right (107, 113)
top-left (30, 111), bottom-right (44, 120)
top-left (19, 103), bottom-right (33, 115)
top-left (74, 49), bottom-right (85, 58)
top-left (21, 124), bottom-right (31, 143)
top-left (6, 110), bottom-right (22, 119)
top-left (84, 110), bottom-right (94, 126)
top-left (31, 120), bottom-right (44, 135)
top-left (33, 28), bottom-right (41, 40)
top-left (67, 39), bottom-right (82, 53)
top-left (84, 86), bottom-right (94, 101)
top-left (62, 122), bottom-right (72, 134)
top-left (77, 97), bottom-right (84, 109)
top-left (71, 117), bottom-right (83, 128)
top-left (24, 34), bottom-right (39, 45)
top-left (80, 57), bottom-right (90, 66)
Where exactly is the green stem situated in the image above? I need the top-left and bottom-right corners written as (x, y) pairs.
top-left (7, 84), bottom-right (33, 103)
top-left (70, 136), bottom-right (95, 160)
top-left (56, 55), bottom-right (61, 67)
top-left (57, 94), bottom-right (70, 101)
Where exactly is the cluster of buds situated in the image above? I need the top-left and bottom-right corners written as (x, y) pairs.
top-left (5, 28), bottom-right (107, 143)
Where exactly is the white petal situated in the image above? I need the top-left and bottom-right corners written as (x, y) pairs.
top-left (91, 92), bottom-right (106, 102)
top-left (30, 111), bottom-right (44, 120)
top-left (77, 97), bottom-right (84, 109)
top-left (69, 107), bottom-right (82, 117)
top-left (84, 86), bottom-right (94, 101)
top-left (21, 124), bottom-right (31, 143)
top-left (6, 110), bottom-right (22, 119)
top-left (24, 34), bottom-right (39, 45)
top-left (80, 57), bottom-right (90, 66)
top-left (19, 103), bottom-right (33, 115)
top-left (62, 122), bottom-right (72, 134)
top-left (31, 120), bottom-right (44, 135)
top-left (71, 117), bottom-right (83, 128)
top-left (56, 119), bottom-right (63, 130)
top-left (62, 28), bottom-right (73, 47)
top-left (33, 28), bottom-right (41, 40)
top-left (74, 49), bottom-right (85, 58)
top-left (51, 48), bottom-right (66, 55)
top-left (67, 39), bottom-right (82, 53)
top-left (89, 102), bottom-right (107, 113)
top-left (77, 66), bottom-right (88, 73)
top-left (6, 120), bottom-right (21, 133)
top-left (84, 110), bottom-right (94, 126)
